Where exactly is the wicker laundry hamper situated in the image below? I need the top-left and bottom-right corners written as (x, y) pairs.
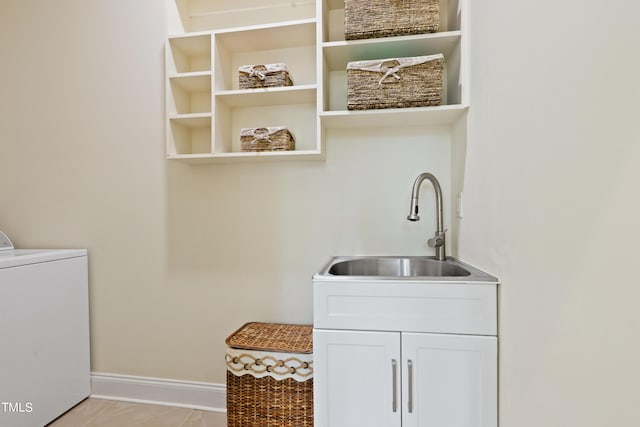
top-left (239, 63), bottom-right (293, 89)
top-left (347, 54), bottom-right (444, 110)
top-left (345, 0), bottom-right (440, 40)
top-left (225, 322), bottom-right (313, 427)
top-left (240, 127), bottom-right (295, 152)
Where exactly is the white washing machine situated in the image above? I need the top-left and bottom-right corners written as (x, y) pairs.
top-left (0, 231), bottom-right (90, 427)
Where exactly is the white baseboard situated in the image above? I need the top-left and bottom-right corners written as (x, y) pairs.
top-left (90, 373), bottom-right (226, 412)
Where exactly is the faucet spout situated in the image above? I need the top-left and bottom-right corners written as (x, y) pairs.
top-left (407, 173), bottom-right (446, 260)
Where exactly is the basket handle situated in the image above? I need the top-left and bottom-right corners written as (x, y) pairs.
top-left (249, 128), bottom-right (272, 146)
top-left (378, 60), bottom-right (402, 85)
top-left (249, 65), bottom-right (267, 80)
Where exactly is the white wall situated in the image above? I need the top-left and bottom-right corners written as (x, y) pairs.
top-left (0, 0), bottom-right (169, 376)
top-left (463, 1), bottom-right (640, 425)
top-left (0, 1), bottom-right (451, 383)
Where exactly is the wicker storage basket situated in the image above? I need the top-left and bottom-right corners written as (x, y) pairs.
top-left (240, 127), bottom-right (295, 152)
top-left (239, 63), bottom-right (293, 89)
top-left (347, 54), bottom-right (444, 110)
top-left (345, 0), bottom-right (440, 40)
top-left (226, 322), bottom-right (313, 427)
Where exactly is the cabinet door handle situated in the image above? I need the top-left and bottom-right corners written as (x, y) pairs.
top-left (408, 359), bottom-right (414, 413)
top-left (392, 359), bottom-right (398, 413)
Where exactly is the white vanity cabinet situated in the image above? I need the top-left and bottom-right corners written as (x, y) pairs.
top-left (314, 329), bottom-right (496, 427)
top-left (313, 257), bottom-right (499, 427)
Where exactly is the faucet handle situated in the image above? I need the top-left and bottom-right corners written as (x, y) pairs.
top-left (427, 229), bottom-right (447, 248)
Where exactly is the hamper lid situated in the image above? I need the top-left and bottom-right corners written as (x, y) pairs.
top-left (226, 322), bottom-right (313, 354)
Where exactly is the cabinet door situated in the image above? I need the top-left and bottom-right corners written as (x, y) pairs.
top-left (313, 329), bottom-right (401, 427)
top-left (402, 333), bottom-right (497, 427)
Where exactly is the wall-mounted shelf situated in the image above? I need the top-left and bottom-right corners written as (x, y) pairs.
top-left (320, 105), bottom-right (468, 129)
top-left (166, 0), bottom-right (467, 163)
top-left (322, 32), bottom-right (461, 70)
top-left (166, 15), bottom-right (320, 161)
top-left (216, 85), bottom-right (317, 107)
top-left (167, 150), bottom-right (323, 164)
top-left (318, 0), bottom-right (465, 116)
top-left (169, 0), bottom-right (317, 33)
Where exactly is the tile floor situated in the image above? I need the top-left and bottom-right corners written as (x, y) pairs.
top-left (47, 398), bottom-right (226, 427)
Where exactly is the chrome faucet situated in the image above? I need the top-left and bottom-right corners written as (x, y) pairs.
top-left (407, 173), bottom-right (446, 260)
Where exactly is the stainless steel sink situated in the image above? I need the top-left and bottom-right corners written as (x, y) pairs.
top-left (328, 257), bottom-right (470, 277)
top-left (314, 256), bottom-right (497, 282)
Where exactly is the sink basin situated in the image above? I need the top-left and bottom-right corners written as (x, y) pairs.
top-left (315, 256), bottom-right (497, 282)
top-left (328, 257), bottom-right (470, 277)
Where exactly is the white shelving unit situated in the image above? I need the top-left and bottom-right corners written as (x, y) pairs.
top-left (165, 0), bottom-right (467, 162)
top-left (166, 1), bottom-right (320, 163)
top-left (318, 0), bottom-right (467, 128)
